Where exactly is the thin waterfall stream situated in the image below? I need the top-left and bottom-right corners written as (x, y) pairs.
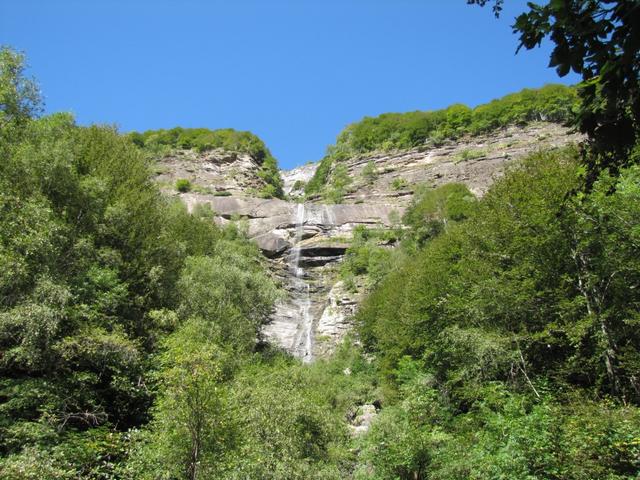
top-left (290, 203), bottom-right (313, 362)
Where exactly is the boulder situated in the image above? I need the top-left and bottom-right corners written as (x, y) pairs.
top-left (253, 232), bottom-right (290, 257)
top-left (349, 404), bottom-right (378, 436)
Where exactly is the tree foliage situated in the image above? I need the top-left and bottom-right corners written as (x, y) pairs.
top-left (471, 0), bottom-right (640, 179)
top-left (359, 149), bottom-right (640, 403)
top-left (0, 48), bottom-right (281, 477)
top-left (3, 37), bottom-right (640, 478)
top-left (353, 148), bottom-right (640, 478)
top-left (0, 46), bottom-right (41, 128)
top-left (331, 84), bottom-right (576, 155)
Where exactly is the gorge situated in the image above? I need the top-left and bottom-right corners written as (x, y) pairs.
top-left (3, 72), bottom-right (639, 478)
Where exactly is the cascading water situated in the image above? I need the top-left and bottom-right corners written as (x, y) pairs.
top-left (290, 204), bottom-right (305, 278)
top-left (290, 203), bottom-right (313, 362)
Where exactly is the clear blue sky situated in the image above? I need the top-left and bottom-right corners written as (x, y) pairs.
top-left (1, 0), bottom-right (577, 169)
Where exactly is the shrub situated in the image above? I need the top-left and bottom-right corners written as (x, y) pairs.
top-left (292, 179), bottom-right (306, 191)
top-left (175, 178), bottom-right (192, 193)
top-left (258, 183), bottom-right (278, 199)
top-left (391, 177), bottom-right (408, 190)
top-left (456, 148), bottom-right (487, 163)
top-left (361, 161), bottom-right (378, 183)
top-left (305, 156), bottom-right (333, 196)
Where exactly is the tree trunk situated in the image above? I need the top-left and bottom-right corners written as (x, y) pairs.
top-left (573, 248), bottom-right (620, 395)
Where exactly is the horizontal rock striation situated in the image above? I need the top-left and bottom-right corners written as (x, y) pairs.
top-left (181, 194), bottom-right (402, 256)
top-left (292, 122), bottom-right (583, 207)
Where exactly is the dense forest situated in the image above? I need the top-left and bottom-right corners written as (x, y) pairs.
top-left (1, 0), bottom-right (640, 478)
top-left (348, 152), bottom-right (640, 477)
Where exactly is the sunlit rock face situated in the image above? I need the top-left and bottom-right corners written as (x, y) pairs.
top-left (153, 148), bottom-right (271, 196)
top-left (181, 194), bottom-right (402, 254)
top-left (163, 122), bottom-right (582, 360)
top-left (302, 122), bottom-right (583, 206)
top-left (282, 162), bottom-right (318, 198)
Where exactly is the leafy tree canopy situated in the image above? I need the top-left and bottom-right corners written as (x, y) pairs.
top-left (470, 0), bottom-right (640, 178)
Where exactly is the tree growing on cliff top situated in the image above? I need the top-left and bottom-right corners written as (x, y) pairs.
top-left (470, 0), bottom-right (640, 179)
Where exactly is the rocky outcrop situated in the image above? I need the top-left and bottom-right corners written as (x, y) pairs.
top-left (282, 162), bottom-right (318, 197)
top-left (181, 193), bottom-right (402, 256)
top-left (348, 404), bottom-right (379, 436)
top-left (315, 280), bottom-right (360, 357)
top-left (154, 148), bottom-right (271, 196)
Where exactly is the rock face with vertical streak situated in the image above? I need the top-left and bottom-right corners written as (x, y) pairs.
top-left (282, 162), bottom-right (318, 197)
top-left (158, 122), bottom-right (582, 360)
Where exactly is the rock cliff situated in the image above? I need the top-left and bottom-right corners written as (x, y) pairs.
top-left (157, 122), bottom-right (582, 359)
top-left (304, 122), bottom-right (582, 205)
top-left (154, 147), bottom-right (272, 196)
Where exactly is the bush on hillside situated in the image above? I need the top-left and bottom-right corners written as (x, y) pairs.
top-left (175, 178), bottom-right (192, 192)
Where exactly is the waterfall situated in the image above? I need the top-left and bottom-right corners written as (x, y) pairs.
top-left (290, 203), bottom-right (305, 277)
top-left (290, 203), bottom-right (313, 362)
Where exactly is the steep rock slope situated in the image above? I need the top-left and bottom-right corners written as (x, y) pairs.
top-left (162, 122), bottom-right (581, 359)
top-left (282, 162), bottom-right (318, 197)
top-left (154, 148), bottom-right (273, 196)
top-left (304, 122), bottom-right (582, 206)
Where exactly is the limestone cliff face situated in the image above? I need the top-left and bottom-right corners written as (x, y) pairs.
top-left (159, 122), bottom-right (582, 360)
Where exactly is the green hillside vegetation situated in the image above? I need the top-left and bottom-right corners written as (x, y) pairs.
top-left (351, 149), bottom-right (640, 478)
top-left (336, 84), bottom-right (577, 153)
top-left (305, 84), bottom-right (578, 197)
top-left (0, 48), bottom-right (383, 479)
top-left (0, 108), bottom-right (282, 477)
top-left (2, 28), bottom-right (640, 480)
top-left (129, 127), bottom-right (284, 199)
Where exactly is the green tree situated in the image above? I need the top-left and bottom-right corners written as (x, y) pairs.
top-left (563, 165), bottom-right (640, 399)
top-left (471, 0), bottom-right (640, 178)
top-left (226, 360), bottom-right (346, 480)
top-left (177, 251), bottom-right (277, 354)
top-left (0, 46), bottom-right (41, 128)
top-left (324, 163), bottom-right (352, 204)
top-left (145, 319), bottom-right (233, 480)
top-left (402, 183), bottom-right (475, 248)
top-left (361, 161), bottom-right (378, 183)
